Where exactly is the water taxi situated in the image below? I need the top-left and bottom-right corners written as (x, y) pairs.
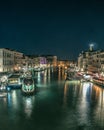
top-left (21, 76), bottom-right (36, 95)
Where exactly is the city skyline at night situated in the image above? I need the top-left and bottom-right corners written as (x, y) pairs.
top-left (0, 0), bottom-right (104, 60)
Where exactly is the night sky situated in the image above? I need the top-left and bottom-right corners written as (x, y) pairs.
top-left (0, 0), bottom-right (104, 60)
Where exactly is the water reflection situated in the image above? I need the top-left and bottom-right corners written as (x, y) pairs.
top-left (36, 69), bottom-right (51, 87)
top-left (63, 80), bottom-right (81, 107)
top-left (1, 69), bottom-right (104, 129)
top-left (76, 82), bottom-right (93, 126)
top-left (7, 90), bottom-right (21, 109)
top-left (63, 81), bottom-right (104, 128)
top-left (58, 68), bottom-right (66, 81)
top-left (92, 85), bottom-right (104, 127)
top-left (23, 96), bottom-right (35, 118)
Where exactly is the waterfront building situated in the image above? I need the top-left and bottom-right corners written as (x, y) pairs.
top-left (13, 50), bottom-right (24, 71)
top-left (0, 48), bottom-right (58, 72)
top-left (46, 55), bottom-right (57, 67)
top-left (0, 48), bottom-right (23, 72)
top-left (0, 48), bottom-right (14, 72)
top-left (78, 46), bottom-right (104, 76)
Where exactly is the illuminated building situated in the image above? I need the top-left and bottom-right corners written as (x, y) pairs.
top-left (78, 46), bottom-right (104, 76)
top-left (0, 48), bottom-right (14, 72)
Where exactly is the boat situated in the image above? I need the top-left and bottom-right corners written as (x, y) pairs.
top-left (80, 74), bottom-right (92, 82)
top-left (7, 74), bottom-right (22, 89)
top-left (92, 77), bottom-right (104, 86)
top-left (21, 76), bottom-right (36, 95)
top-left (65, 72), bottom-right (81, 81)
top-left (0, 92), bottom-right (7, 98)
top-left (0, 76), bottom-right (11, 92)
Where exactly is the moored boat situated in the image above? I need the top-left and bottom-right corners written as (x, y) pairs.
top-left (7, 74), bottom-right (22, 89)
top-left (21, 76), bottom-right (36, 95)
top-left (66, 72), bottom-right (81, 81)
top-left (92, 77), bottom-right (104, 86)
top-left (0, 92), bottom-right (7, 98)
top-left (0, 76), bottom-right (11, 92)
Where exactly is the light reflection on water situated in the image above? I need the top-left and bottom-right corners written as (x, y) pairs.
top-left (23, 96), bottom-right (35, 118)
top-left (92, 85), bottom-right (104, 127)
top-left (1, 70), bottom-right (104, 129)
top-left (63, 81), bottom-right (104, 129)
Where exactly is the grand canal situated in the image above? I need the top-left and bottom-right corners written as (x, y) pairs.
top-left (1, 68), bottom-right (104, 130)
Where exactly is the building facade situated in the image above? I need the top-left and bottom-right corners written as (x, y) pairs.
top-left (78, 48), bottom-right (104, 76)
top-left (0, 48), bottom-right (14, 72)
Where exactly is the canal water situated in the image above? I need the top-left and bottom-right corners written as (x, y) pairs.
top-left (0, 68), bottom-right (104, 130)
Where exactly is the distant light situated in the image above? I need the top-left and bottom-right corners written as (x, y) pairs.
top-left (89, 43), bottom-right (95, 51)
top-left (89, 43), bottom-right (94, 47)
